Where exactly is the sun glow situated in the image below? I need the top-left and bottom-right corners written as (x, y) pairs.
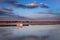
top-left (17, 23), bottom-right (23, 26)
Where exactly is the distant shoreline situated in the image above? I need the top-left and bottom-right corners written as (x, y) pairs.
top-left (0, 20), bottom-right (60, 27)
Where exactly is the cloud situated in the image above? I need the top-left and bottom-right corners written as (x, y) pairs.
top-left (11, 3), bottom-right (26, 8)
top-left (11, 1), bottom-right (38, 8)
top-left (0, 9), bottom-right (60, 21)
top-left (0, 0), bottom-right (38, 8)
top-left (22, 12), bottom-right (60, 20)
top-left (0, 7), bottom-right (13, 12)
top-left (0, 0), bottom-right (49, 8)
top-left (0, 11), bottom-right (32, 21)
top-left (0, 0), bottom-right (16, 4)
top-left (25, 1), bottom-right (38, 8)
top-left (40, 3), bottom-right (49, 8)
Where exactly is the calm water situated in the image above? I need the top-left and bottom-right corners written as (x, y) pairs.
top-left (0, 25), bottom-right (60, 40)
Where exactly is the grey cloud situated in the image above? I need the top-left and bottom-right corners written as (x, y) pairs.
top-left (12, 3), bottom-right (26, 8)
top-left (0, 0), bottom-right (16, 4)
top-left (40, 3), bottom-right (49, 8)
top-left (0, 0), bottom-right (49, 8)
top-left (0, 11), bottom-right (32, 21)
top-left (25, 1), bottom-right (38, 8)
top-left (0, 0), bottom-right (38, 8)
top-left (11, 1), bottom-right (38, 8)
top-left (12, 3), bottom-right (38, 8)
top-left (0, 7), bottom-right (13, 12)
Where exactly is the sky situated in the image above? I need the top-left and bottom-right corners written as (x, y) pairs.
top-left (0, 0), bottom-right (60, 20)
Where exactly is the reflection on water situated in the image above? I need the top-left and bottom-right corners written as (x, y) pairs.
top-left (0, 25), bottom-right (60, 40)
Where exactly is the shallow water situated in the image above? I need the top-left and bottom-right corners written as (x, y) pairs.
top-left (0, 25), bottom-right (60, 40)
